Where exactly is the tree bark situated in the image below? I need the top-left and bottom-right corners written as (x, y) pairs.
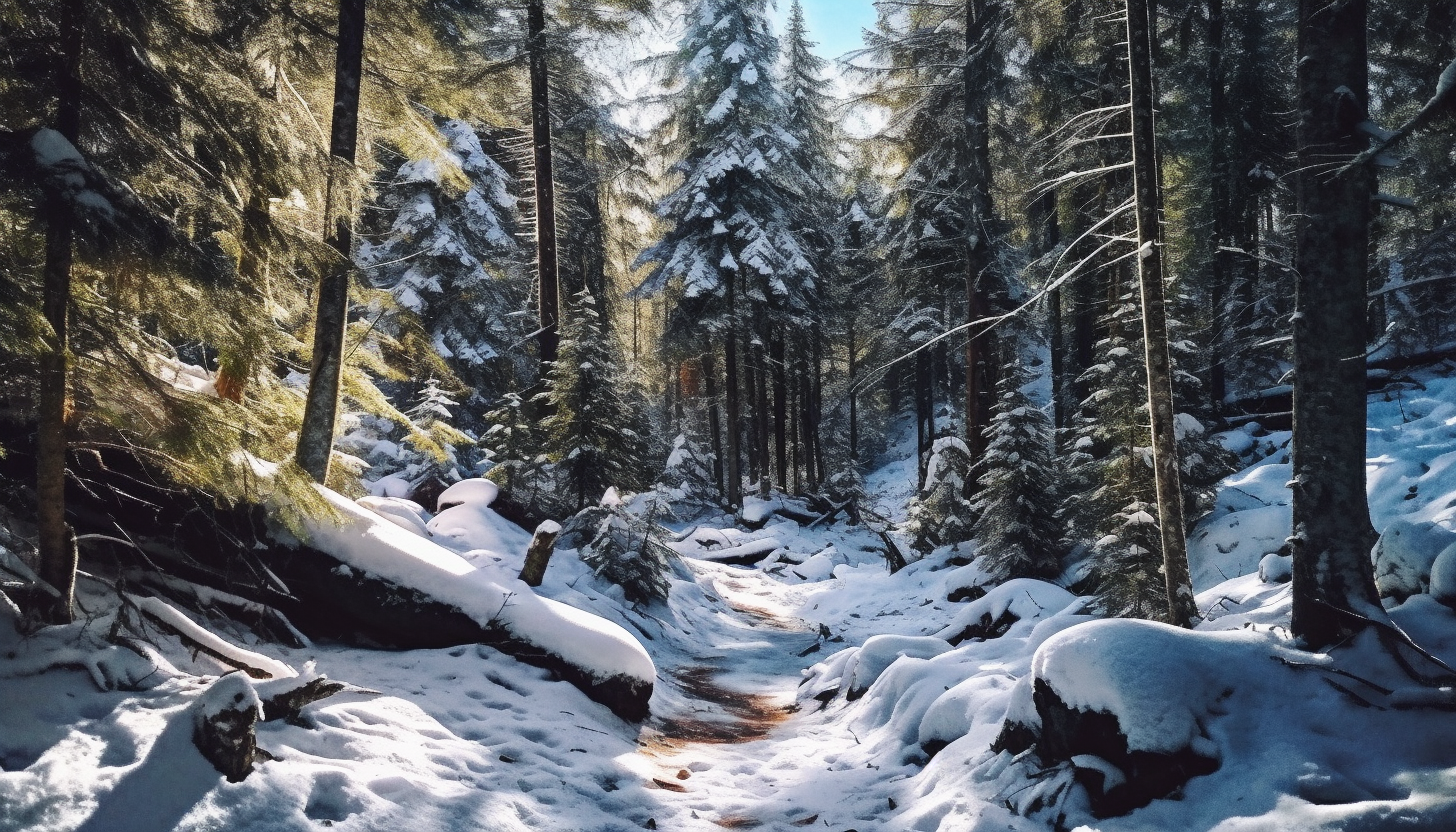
top-left (1289, 0), bottom-right (1382, 649)
top-left (35, 0), bottom-right (85, 625)
top-left (527, 0), bottom-right (561, 370)
top-left (296, 0), bottom-right (365, 483)
top-left (963, 0), bottom-right (999, 468)
top-left (702, 352), bottom-right (724, 499)
top-left (724, 333), bottom-right (742, 510)
top-left (771, 337), bottom-right (787, 491)
top-left (848, 323), bottom-right (859, 462)
top-left (1126, 0), bottom-right (1197, 627)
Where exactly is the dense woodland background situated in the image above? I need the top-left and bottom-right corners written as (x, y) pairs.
top-left (0, 0), bottom-right (1453, 646)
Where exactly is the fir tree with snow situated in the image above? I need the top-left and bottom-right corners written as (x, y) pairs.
top-left (970, 361), bottom-right (1062, 581)
top-left (481, 391), bottom-right (552, 513)
top-left (575, 502), bottom-right (676, 605)
top-left (544, 289), bottom-right (650, 512)
top-left (359, 116), bottom-right (529, 400)
top-left (656, 432), bottom-right (720, 519)
top-left (905, 436), bottom-right (978, 554)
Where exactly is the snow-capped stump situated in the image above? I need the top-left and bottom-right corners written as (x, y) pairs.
top-left (995, 619), bottom-right (1290, 818)
top-left (285, 488), bottom-right (655, 721)
top-left (935, 579), bottom-right (1077, 645)
top-left (193, 672), bottom-right (263, 783)
top-left (842, 634), bottom-right (953, 700)
top-left (1373, 519), bottom-right (1456, 603)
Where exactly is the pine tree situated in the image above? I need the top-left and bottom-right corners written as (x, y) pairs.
top-left (544, 289), bottom-right (649, 511)
top-left (905, 436), bottom-right (978, 554)
top-left (359, 116), bottom-right (529, 401)
top-left (481, 391), bottom-right (551, 511)
top-left (971, 360), bottom-right (1062, 581)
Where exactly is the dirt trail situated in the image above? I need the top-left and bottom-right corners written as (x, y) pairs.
top-left (639, 575), bottom-right (813, 756)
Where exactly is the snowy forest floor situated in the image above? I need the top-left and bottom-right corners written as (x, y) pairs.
top-left (11, 378), bottom-right (1456, 830)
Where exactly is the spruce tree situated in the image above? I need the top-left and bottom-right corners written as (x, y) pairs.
top-left (544, 289), bottom-right (649, 511)
top-left (905, 436), bottom-right (978, 554)
top-left (359, 116), bottom-right (529, 401)
top-left (971, 360), bottom-right (1062, 581)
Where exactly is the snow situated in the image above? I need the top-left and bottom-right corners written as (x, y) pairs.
top-left (1030, 618), bottom-right (1290, 754)
top-left (356, 495), bottom-right (433, 537)
top-left (13, 376), bottom-right (1456, 831)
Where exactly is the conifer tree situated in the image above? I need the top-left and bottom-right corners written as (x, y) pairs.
top-left (971, 359), bottom-right (1062, 581)
top-left (544, 289), bottom-right (649, 511)
top-left (360, 116), bottom-right (529, 401)
top-left (905, 436), bottom-right (978, 554)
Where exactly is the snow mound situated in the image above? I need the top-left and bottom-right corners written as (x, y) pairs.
top-left (357, 495), bottom-right (433, 538)
top-left (435, 477), bottom-right (499, 511)
top-left (1372, 518), bottom-right (1456, 602)
top-left (843, 635), bottom-right (953, 698)
top-left (426, 500), bottom-right (533, 565)
top-left (934, 579), bottom-right (1077, 643)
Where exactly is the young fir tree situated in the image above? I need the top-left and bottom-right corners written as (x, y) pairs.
top-left (544, 289), bottom-right (649, 512)
top-left (970, 359), bottom-right (1062, 581)
top-left (905, 436), bottom-right (978, 554)
top-left (359, 116), bottom-right (529, 403)
top-left (481, 391), bottom-right (551, 510)
top-left (1062, 292), bottom-right (1231, 618)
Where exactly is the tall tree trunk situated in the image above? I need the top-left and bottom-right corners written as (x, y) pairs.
top-left (35, 0), bottom-right (85, 624)
top-left (702, 352), bottom-right (724, 499)
top-left (963, 0), bottom-right (999, 467)
top-left (1126, 0), bottom-right (1197, 627)
top-left (848, 323), bottom-right (859, 462)
top-left (1206, 0), bottom-right (1230, 411)
top-left (296, 0), bottom-right (365, 483)
top-left (723, 271), bottom-right (742, 509)
top-left (527, 0), bottom-right (560, 370)
top-left (751, 346), bottom-right (762, 489)
top-left (812, 326), bottom-right (825, 488)
top-left (771, 337), bottom-right (787, 491)
top-left (1289, 0), bottom-right (1381, 649)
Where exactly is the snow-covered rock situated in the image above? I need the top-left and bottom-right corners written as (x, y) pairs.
top-left (1372, 519), bottom-right (1456, 602)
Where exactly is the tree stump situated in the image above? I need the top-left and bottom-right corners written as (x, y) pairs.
top-left (193, 673), bottom-right (262, 782)
top-left (518, 520), bottom-right (562, 587)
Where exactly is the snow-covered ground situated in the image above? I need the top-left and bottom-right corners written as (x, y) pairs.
top-left (8, 376), bottom-right (1456, 831)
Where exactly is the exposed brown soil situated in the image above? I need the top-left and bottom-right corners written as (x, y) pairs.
top-left (649, 666), bottom-right (797, 747)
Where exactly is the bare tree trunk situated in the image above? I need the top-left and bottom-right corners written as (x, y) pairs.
top-left (1290, 0), bottom-right (1382, 649)
top-left (1127, 0), bottom-right (1197, 627)
top-left (963, 0), bottom-right (1000, 469)
top-left (527, 0), bottom-right (560, 371)
top-left (702, 352), bottom-right (724, 499)
top-left (724, 333), bottom-right (742, 510)
top-left (771, 337), bottom-right (787, 491)
top-left (848, 323), bottom-right (859, 462)
top-left (296, 0), bottom-right (365, 483)
top-left (35, 0), bottom-right (85, 624)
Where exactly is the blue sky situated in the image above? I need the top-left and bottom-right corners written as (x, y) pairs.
top-left (770, 0), bottom-right (878, 62)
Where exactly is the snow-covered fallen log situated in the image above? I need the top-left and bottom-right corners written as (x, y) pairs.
top-left (282, 488), bottom-right (654, 721)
